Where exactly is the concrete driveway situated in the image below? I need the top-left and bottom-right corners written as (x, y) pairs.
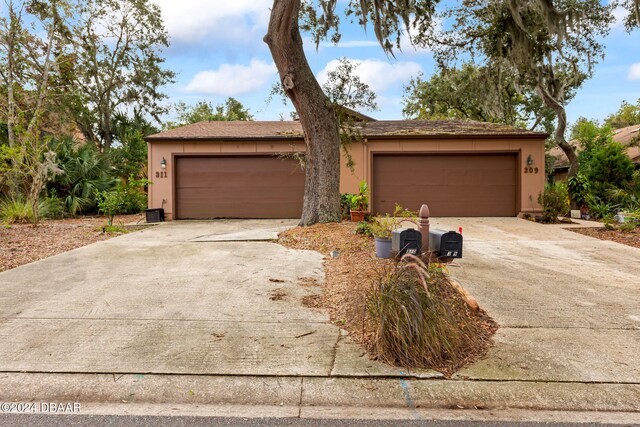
top-left (0, 220), bottom-right (404, 377)
top-left (430, 217), bottom-right (640, 384)
top-left (0, 217), bottom-right (639, 418)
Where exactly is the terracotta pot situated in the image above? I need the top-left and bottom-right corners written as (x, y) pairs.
top-left (350, 210), bottom-right (366, 222)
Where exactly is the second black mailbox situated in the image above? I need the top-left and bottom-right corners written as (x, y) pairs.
top-left (428, 229), bottom-right (463, 258)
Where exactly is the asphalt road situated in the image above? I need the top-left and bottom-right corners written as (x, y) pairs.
top-left (0, 415), bottom-right (636, 427)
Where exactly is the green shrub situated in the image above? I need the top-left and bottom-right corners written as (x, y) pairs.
top-left (393, 204), bottom-right (418, 218)
top-left (49, 138), bottom-right (117, 215)
top-left (586, 195), bottom-right (619, 220)
top-left (367, 255), bottom-right (492, 371)
top-left (606, 188), bottom-right (639, 212)
top-left (355, 220), bottom-right (373, 236)
top-left (538, 182), bottom-right (569, 222)
top-left (348, 181), bottom-right (369, 211)
top-left (582, 141), bottom-right (635, 203)
top-left (340, 193), bottom-right (354, 219)
top-left (567, 173), bottom-right (590, 208)
top-left (116, 177), bottom-right (150, 214)
top-left (104, 225), bottom-right (128, 233)
top-left (0, 197), bottom-right (33, 224)
top-left (370, 215), bottom-right (399, 239)
top-left (38, 196), bottom-right (65, 219)
top-left (618, 221), bottom-right (637, 232)
top-left (95, 190), bottom-right (125, 226)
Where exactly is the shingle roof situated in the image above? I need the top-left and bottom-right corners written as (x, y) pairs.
top-left (549, 124), bottom-right (640, 169)
top-left (145, 119), bottom-right (547, 142)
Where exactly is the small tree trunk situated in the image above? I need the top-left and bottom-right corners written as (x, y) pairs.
top-left (552, 109), bottom-right (579, 208)
top-left (103, 110), bottom-right (113, 152)
top-left (265, 0), bottom-right (341, 226)
top-left (536, 85), bottom-right (579, 207)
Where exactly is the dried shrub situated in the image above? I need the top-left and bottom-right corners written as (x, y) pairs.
top-left (278, 222), bottom-right (496, 376)
top-left (367, 255), bottom-right (495, 373)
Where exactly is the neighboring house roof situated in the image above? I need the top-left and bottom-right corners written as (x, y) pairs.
top-left (335, 105), bottom-right (377, 123)
top-left (146, 119), bottom-right (547, 142)
top-left (549, 124), bottom-right (640, 170)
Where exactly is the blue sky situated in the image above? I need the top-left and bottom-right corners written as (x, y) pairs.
top-left (155, 0), bottom-right (640, 127)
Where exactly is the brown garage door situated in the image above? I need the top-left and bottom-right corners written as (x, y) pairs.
top-left (372, 153), bottom-right (518, 217)
top-left (175, 155), bottom-right (305, 219)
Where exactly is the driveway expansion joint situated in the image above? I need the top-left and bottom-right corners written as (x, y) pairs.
top-left (500, 325), bottom-right (640, 331)
top-left (328, 329), bottom-right (342, 377)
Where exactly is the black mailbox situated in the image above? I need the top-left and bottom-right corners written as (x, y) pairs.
top-left (145, 208), bottom-right (165, 223)
top-left (429, 229), bottom-right (463, 258)
top-left (392, 228), bottom-right (422, 257)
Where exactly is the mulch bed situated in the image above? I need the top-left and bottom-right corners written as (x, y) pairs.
top-left (0, 214), bottom-right (145, 272)
top-left (278, 221), bottom-right (497, 376)
top-left (570, 226), bottom-right (640, 249)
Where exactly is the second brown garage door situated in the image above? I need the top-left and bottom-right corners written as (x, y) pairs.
top-left (175, 155), bottom-right (305, 219)
top-left (372, 153), bottom-right (518, 217)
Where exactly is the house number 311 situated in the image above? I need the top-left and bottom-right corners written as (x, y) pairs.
top-left (155, 171), bottom-right (168, 178)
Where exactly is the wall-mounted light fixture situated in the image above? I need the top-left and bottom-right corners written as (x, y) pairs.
top-left (160, 157), bottom-right (167, 170)
top-left (527, 155), bottom-right (533, 166)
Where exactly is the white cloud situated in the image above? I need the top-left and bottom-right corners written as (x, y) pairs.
top-left (185, 59), bottom-right (277, 96)
top-left (612, 6), bottom-right (628, 28)
top-left (629, 63), bottom-right (640, 81)
top-left (317, 58), bottom-right (422, 93)
top-left (153, 0), bottom-right (271, 44)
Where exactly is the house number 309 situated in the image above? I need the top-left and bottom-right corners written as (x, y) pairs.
top-left (523, 167), bottom-right (539, 174)
top-left (155, 171), bottom-right (168, 178)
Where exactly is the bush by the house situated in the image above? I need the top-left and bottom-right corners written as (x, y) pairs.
top-left (538, 182), bottom-right (570, 222)
top-left (116, 177), bottom-right (150, 214)
top-left (340, 193), bottom-right (355, 219)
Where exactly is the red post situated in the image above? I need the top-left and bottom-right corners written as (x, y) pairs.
top-left (418, 204), bottom-right (430, 254)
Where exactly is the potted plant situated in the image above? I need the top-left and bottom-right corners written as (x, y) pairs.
top-left (349, 181), bottom-right (369, 222)
top-left (370, 215), bottom-right (399, 259)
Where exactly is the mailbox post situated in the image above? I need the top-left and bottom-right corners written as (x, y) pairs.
top-left (418, 204), bottom-right (430, 255)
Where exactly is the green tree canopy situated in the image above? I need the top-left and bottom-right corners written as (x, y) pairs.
top-left (73, 0), bottom-right (175, 152)
top-left (418, 0), bottom-right (615, 207)
top-left (164, 98), bottom-right (254, 130)
top-left (402, 63), bottom-right (555, 133)
top-left (110, 110), bottom-right (158, 181)
top-left (604, 99), bottom-right (640, 129)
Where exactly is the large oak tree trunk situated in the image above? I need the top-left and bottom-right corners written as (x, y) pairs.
top-left (264, 0), bottom-right (341, 226)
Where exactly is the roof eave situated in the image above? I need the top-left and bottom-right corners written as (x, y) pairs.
top-left (144, 135), bottom-right (305, 142)
top-left (146, 132), bottom-right (549, 143)
top-left (365, 133), bottom-right (549, 140)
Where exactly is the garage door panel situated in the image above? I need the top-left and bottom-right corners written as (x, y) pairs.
top-left (175, 156), bottom-right (305, 219)
top-left (373, 154), bottom-right (517, 217)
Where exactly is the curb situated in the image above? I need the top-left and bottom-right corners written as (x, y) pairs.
top-left (1, 373), bottom-right (639, 421)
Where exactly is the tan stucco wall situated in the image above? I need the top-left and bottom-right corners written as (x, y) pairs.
top-left (148, 136), bottom-right (545, 219)
top-left (147, 140), bottom-right (306, 219)
top-left (339, 137), bottom-right (546, 215)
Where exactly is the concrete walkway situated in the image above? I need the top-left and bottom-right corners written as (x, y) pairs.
top-left (0, 218), bottom-right (639, 422)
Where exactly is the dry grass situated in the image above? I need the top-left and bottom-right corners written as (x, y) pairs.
top-left (278, 222), bottom-right (497, 377)
top-left (570, 226), bottom-right (640, 249)
top-left (0, 214), bottom-right (145, 272)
